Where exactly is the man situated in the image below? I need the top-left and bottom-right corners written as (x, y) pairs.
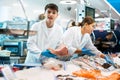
top-left (24, 3), bottom-right (63, 63)
top-left (101, 32), bottom-right (115, 54)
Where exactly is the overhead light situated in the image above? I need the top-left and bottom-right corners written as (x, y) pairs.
top-left (95, 13), bottom-right (99, 17)
top-left (12, 3), bottom-right (28, 7)
top-left (33, 10), bottom-right (40, 13)
top-left (60, 0), bottom-right (77, 4)
top-left (13, 3), bottom-right (19, 6)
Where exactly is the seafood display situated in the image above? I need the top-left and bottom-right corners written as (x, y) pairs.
top-left (70, 55), bottom-right (120, 80)
top-left (72, 69), bottom-right (120, 80)
top-left (42, 58), bottom-right (63, 70)
top-left (7, 55), bottom-right (120, 80)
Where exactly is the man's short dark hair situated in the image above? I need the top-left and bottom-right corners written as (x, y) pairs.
top-left (45, 3), bottom-right (58, 12)
top-left (106, 32), bottom-right (113, 36)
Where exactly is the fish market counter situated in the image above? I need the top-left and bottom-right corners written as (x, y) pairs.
top-left (1, 55), bottom-right (120, 80)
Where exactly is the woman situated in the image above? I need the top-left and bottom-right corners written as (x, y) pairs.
top-left (49, 16), bottom-right (102, 56)
top-left (48, 16), bottom-right (115, 65)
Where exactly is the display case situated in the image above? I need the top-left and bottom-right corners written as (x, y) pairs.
top-left (76, 4), bottom-right (95, 22)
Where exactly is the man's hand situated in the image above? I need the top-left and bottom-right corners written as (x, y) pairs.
top-left (41, 49), bottom-right (57, 58)
top-left (48, 45), bottom-right (68, 56)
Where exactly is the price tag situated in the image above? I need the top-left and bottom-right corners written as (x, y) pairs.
top-left (1, 65), bottom-right (16, 80)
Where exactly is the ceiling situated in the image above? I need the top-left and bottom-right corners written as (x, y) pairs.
top-left (0, 0), bottom-right (120, 22)
top-left (107, 0), bottom-right (120, 14)
top-left (88, 0), bottom-right (120, 21)
top-left (0, 0), bottom-right (77, 21)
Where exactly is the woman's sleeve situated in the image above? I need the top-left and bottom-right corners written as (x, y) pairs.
top-left (85, 34), bottom-right (102, 55)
